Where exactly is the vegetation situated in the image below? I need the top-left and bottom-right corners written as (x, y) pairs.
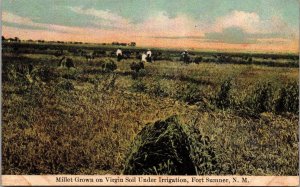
top-left (2, 43), bottom-right (298, 175)
top-left (123, 115), bottom-right (219, 175)
top-left (101, 59), bottom-right (117, 72)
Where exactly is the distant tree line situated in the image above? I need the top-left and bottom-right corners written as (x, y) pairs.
top-left (112, 42), bottom-right (136, 46)
top-left (2, 36), bottom-right (21, 43)
top-left (2, 36), bottom-right (137, 47)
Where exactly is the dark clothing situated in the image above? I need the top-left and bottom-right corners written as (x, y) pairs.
top-left (117, 54), bottom-right (122, 62)
top-left (146, 54), bottom-right (152, 63)
top-left (182, 52), bottom-right (190, 63)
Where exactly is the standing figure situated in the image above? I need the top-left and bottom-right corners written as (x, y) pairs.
top-left (141, 52), bottom-right (147, 63)
top-left (116, 48), bottom-right (123, 62)
top-left (146, 49), bottom-right (152, 62)
top-left (181, 50), bottom-right (190, 63)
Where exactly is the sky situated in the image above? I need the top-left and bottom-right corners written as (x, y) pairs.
top-left (2, 0), bottom-right (299, 53)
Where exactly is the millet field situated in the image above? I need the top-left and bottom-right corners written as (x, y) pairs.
top-left (2, 42), bottom-right (299, 175)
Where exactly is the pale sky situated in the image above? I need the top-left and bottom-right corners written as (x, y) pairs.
top-left (2, 0), bottom-right (299, 53)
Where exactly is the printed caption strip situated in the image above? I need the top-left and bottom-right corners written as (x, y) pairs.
top-left (2, 175), bottom-right (298, 186)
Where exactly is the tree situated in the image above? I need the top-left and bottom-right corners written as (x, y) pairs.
top-left (14, 37), bottom-right (20, 41)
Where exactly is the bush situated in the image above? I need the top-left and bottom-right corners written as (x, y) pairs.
top-left (276, 82), bottom-right (299, 114)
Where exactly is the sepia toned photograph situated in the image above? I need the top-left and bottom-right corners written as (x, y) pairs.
top-left (1, 0), bottom-right (299, 185)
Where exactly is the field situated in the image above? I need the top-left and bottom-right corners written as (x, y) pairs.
top-left (2, 42), bottom-right (299, 175)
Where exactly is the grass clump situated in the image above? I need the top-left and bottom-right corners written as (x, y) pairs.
top-left (101, 59), bottom-right (117, 72)
top-left (177, 83), bottom-right (204, 105)
top-left (276, 81), bottom-right (299, 114)
top-left (123, 115), bottom-right (220, 175)
top-left (130, 62), bottom-right (144, 73)
top-left (216, 79), bottom-right (232, 109)
top-left (57, 80), bottom-right (75, 91)
top-left (131, 79), bottom-right (147, 93)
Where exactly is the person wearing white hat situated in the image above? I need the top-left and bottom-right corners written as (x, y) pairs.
top-left (181, 50), bottom-right (190, 63)
top-left (116, 48), bottom-right (122, 61)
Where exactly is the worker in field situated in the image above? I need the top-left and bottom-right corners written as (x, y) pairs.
top-left (146, 49), bottom-right (152, 63)
top-left (116, 48), bottom-right (123, 61)
top-left (181, 50), bottom-right (190, 63)
top-left (141, 52), bottom-right (147, 63)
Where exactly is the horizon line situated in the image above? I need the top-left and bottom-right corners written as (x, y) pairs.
top-left (2, 39), bottom-right (299, 55)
